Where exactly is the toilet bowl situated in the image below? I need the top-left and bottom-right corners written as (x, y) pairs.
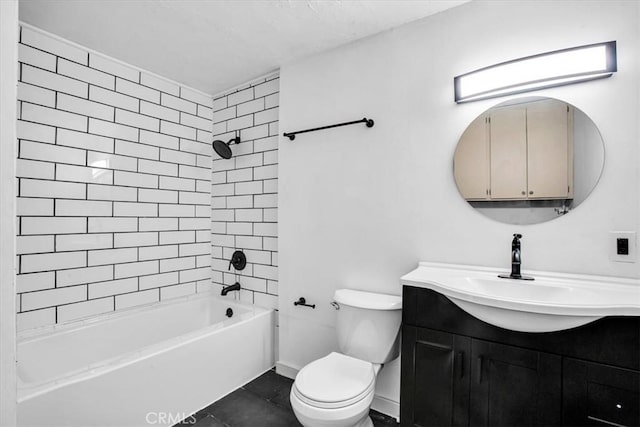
top-left (290, 289), bottom-right (402, 427)
top-left (290, 352), bottom-right (380, 427)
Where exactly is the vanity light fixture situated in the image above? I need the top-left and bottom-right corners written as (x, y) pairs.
top-left (454, 41), bottom-right (617, 103)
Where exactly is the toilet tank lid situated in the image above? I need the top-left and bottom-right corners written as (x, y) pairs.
top-left (333, 289), bottom-right (402, 310)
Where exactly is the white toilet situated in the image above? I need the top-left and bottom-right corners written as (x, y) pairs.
top-left (290, 289), bottom-right (402, 427)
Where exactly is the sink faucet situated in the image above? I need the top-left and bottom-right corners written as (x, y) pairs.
top-left (510, 233), bottom-right (522, 277)
top-left (498, 234), bottom-right (534, 281)
top-left (221, 282), bottom-right (241, 296)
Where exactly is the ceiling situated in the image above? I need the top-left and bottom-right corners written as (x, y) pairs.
top-left (19, 0), bottom-right (469, 95)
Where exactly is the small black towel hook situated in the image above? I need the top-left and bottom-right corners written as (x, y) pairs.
top-left (294, 297), bottom-right (315, 309)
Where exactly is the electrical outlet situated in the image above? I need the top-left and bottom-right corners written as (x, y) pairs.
top-left (617, 238), bottom-right (629, 255)
top-left (609, 231), bottom-right (636, 263)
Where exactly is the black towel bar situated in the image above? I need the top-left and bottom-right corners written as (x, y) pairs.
top-left (283, 117), bottom-right (374, 141)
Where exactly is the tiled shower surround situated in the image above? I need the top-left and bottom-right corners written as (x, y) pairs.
top-left (15, 25), bottom-right (213, 330)
top-left (211, 75), bottom-right (279, 310)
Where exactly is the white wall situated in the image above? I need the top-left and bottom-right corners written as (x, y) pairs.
top-left (0, 1), bottom-right (18, 424)
top-left (278, 0), bottom-right (639, 418)
top-left (210, 74), bottom-right (280, 311)
top-left (15, 25), bottom-right (213, 331)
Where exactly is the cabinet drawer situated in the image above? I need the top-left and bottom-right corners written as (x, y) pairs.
top-left (587, 382), bottom-right (639, 426)
top-left (564, 358), bottom-right (640, 427)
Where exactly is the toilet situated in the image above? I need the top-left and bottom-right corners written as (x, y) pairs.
top-left (290, 289), bottom-right (402, 427)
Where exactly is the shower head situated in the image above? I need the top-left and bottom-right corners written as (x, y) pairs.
top-left (212, 135), bottom-right (241, 159)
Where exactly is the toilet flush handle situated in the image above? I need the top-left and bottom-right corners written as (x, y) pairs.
top-left (330, 301), bottom-right (340, 310)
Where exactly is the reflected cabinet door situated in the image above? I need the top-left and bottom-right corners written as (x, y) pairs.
top-left (489, 105), bottom-right (528, 199)
top-left (527, 99), bottom-right (572, 199)
top-left (454, 115), bottom-right (490, 200)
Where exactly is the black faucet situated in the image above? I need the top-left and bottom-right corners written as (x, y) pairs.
top-left (510, 233), bottom-right (523, 277)
top-left (221, 282), bottom-right (241, 296)
top-left (498, 234), bottom-right (534, 281)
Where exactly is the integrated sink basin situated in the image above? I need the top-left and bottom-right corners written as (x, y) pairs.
top-left (401, 262), bottom-right (640, 332)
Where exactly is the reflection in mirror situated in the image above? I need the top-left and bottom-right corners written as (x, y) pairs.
top-left (453, 97), bottom-right (604, 225)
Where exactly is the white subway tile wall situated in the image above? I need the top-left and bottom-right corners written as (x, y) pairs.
top-left (16, 25), bottom-right (212, 330)
top-left (211, 74), bottom-right (279, 311)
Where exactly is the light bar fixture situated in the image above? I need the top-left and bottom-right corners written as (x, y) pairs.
top-left (454, 41), bottom-right (617, 103)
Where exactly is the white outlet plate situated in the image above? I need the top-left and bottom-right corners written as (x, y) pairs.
top-left (609, 231), bottom-right (637, 263)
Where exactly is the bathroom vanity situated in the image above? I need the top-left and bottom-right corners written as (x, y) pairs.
top-left (400, 263), bottom-right (640, 427)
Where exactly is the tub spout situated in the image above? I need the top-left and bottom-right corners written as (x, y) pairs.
top-left (221, 282), bottom-right (241, 296)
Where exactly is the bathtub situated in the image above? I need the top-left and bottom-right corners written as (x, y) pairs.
top-left (17, 292), bottom-right (275, 427)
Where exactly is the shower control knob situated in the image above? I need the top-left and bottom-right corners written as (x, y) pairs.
top-left (228, 250), bottom-right (247, 271)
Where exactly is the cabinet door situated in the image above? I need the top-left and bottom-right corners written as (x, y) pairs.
top-left (469, 339), bottom-right (562, 427)
top-left (563, 358), bottom-right (640, 427)
top-left (489, 106), bottom-right (528, 199)
top-left (401, 326), bottom-right (471, 427)
top-left (527, 99), bottom-right (571, 199)
top-left (454, 114), bottom-right (489, 200)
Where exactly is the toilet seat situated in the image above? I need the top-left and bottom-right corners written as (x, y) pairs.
top-left (293, 352), bottom-right (376, 409)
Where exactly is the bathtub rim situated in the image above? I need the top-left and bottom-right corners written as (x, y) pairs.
top-left (17, 291), bottom-right (273, 403)
top-left (18, 290), bottom-right (258, 341)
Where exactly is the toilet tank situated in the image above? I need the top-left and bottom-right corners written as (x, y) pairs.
top-left (334, 289), bottom-right (402, 364)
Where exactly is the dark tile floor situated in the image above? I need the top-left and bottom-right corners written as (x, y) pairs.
top-left (175, 369), bottom-right (399, 427)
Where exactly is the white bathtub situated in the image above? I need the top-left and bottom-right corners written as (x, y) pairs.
top-left (17, 292), bottom-right (275, 427)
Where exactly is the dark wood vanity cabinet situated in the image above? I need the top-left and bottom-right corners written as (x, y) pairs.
top-left (402, 326), bottom-right (561, 427)
top-left (401, 286), bottom-right (640, 427)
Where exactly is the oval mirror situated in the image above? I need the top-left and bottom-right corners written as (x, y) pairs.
top-left (453, 97), bottom-right (604, 225)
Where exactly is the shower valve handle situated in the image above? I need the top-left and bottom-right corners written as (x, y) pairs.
top-left (228, 250), bottom-right (247, 271)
